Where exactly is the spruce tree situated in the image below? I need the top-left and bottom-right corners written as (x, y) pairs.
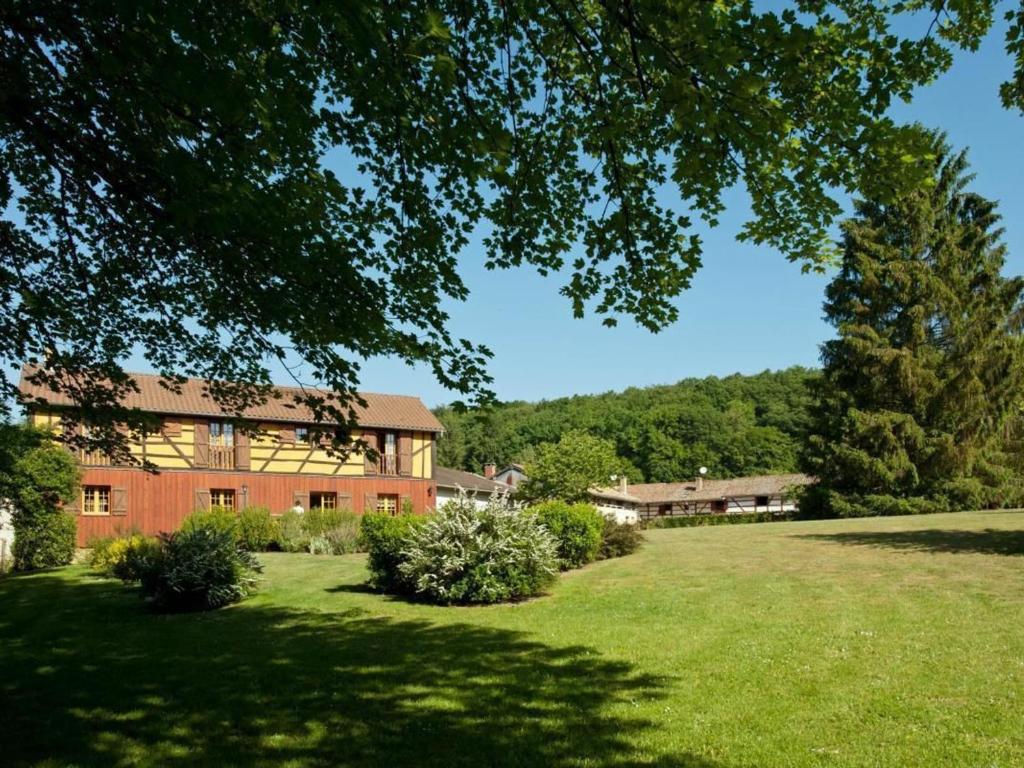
top-left (802, 141), bottom-right (1024, 517)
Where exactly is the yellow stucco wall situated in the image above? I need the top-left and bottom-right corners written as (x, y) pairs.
top-left (30, 411), bottom-right (435, 478)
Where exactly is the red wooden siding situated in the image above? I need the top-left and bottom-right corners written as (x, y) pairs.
top-left (72, 467), bottom-right (436, 546)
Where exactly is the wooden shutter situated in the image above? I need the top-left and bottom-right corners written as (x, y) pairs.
top-left (162, 418), bottom-right (182, 438)
top-left (277, 426), bottom-right (295, 444)
top-left (398, 434), bottom-right (412, 476)
top-left (363, 492), bottom-right (378, 514)
top-left (193, 420), bottom-right (209, 467)
top-left (363, 432), bottom-right (378, 475)
top-left (235, 431), bottom-right (251, 471)
top-left (194, 488), bottom-right (211, 512)
top-left (293, 490), bottom-right (310, 510)
top-left (111, 487), bottom-right (128, 516)
top-left (400, 494), bottom-right (413, 514)
top-left (338, 492), bottom-right (353, 511)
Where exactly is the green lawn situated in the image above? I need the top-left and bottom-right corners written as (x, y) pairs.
top-left (2, 511), bottom-right (1023, 767)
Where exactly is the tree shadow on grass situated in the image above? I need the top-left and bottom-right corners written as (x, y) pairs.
top-left (796, 528), bottom-right (1024, 557)
top-left (0, 573), bottom-right (718, 768)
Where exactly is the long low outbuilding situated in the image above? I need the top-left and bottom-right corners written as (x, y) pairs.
top-left (591, 473), bottom-right (813, 521)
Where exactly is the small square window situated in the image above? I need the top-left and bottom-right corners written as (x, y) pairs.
top-left (295, 426), bottom-right (310, 444)
top-left (755, 495), bottom-right (770, 507)
top-left (711, 499), bottom-right (728, 513)
top-left (211, 489), bottom-right (236, 509)
top-left (377, 494), bottom-right (399, 516)
top-left (310, 492), bottom-right (337, 510)
top-left (82, 485), bottom-right (111, 516)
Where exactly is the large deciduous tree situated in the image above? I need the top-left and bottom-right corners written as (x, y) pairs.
top-left (801, 141), bottom-right (1024, 517)
top-left (1, 1), bottom-right (1020, 458)
top-left (520, 430), bottom-right (631, 502)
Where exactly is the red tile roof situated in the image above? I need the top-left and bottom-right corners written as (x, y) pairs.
top-left (18, 367), bottom-right (444, 433)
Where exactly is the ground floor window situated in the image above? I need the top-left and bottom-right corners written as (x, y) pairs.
top-left (82, 485), bottom-right (111, 516)
top-left (658, 503), bottom-right (671, 516)
top-left (755, 495), bottom-right (770, 507)
top-left (211, 488), bottom-right (236, 509)
top-left (310, 491), bottom-right (337, 510)
top-left (711, 499), bottom-right (728, 513)
top-left (377, 494), bottom-right (399, 516)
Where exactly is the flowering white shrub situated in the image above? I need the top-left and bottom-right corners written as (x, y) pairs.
top-left (399, 491), bottom-right (558, 604)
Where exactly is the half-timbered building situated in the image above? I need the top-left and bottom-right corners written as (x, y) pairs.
top-left (19, 369), bottom-right (442, 545)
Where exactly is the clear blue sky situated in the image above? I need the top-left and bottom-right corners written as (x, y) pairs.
top-left (38, 16), bottom-right (1024, 411)
top-left (353, 18), bottom-right (1024, 408)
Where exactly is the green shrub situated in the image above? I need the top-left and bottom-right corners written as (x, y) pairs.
top-left (8, 438), bottom-right (79, 571)
top-left (181, 506), bottom-right (239, 537)
top-left (276, 510), bottom-right (309, 552)
top-left (238, 506), bottom-right (279, 551)
top-left (304, 507), bottom-right (361, 555)
top-left (88, 534), bottom-right (160, 581)
top-left (530, 500), bottom-right (603, 570)
top-left (141, 528), bottom-right (262, 612)
top-left (12, 508), bottom-right (76, 570)
top-left (399, 495), bottom-right (558, 604)
top-left (644, 511), bottom-right (791, 528)
top-left (359, 512), bottom-right (429, 593)
top-left (598, 517), bottom-right (643, 560)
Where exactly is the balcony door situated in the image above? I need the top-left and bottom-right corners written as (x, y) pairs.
top-left (209, 422), bottom-right (235, 469)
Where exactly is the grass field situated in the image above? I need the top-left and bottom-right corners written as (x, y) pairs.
top-left (2, 511), bottom-right (1023, 767)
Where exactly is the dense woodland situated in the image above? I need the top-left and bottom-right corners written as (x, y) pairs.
top-left (435, 368), bottom-right (818, 483)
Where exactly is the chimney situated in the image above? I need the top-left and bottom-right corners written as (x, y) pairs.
top-left (618, 475), bottom-right (628, 494)
top-left (697, 475), bottom-right (703, 491)
top-left (484, 462), bottom-right (496, 479)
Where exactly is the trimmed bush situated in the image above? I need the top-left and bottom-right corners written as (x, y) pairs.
top-left (141, 528), bottom-right (262, 612)
top-left (88, 534), bottom-right (161, 581)
top-left (305, 508), bottom-right (361, 555)
top-left (645, 511), bottom-right (791, 528)
top-left (359, 512), bottom-right (429, 593)
top-left (181, 506), bottom-right (239, 538)
top-left (598, 517), bottom-right (643, 560)
top-left (276, 510), bottom-right (308, 552)
top-left (398, 495), bottom-right (558, 604)
top-left (273, 507), bottom-right (362, 555)
top-left (530, 500), bottom-right (603, 570)
top-left (12, 508), bottom-right (76, 571)
top-left (238, 506), bottom-right (279, 551)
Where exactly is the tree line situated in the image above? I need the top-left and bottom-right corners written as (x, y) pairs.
top-left (435, 367), bottom-right (818, 483)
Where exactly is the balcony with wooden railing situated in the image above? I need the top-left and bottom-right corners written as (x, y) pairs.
top-left (210, 445), bottom-right (235, 470)
top-left (78, 449), bottom-right (112, 467)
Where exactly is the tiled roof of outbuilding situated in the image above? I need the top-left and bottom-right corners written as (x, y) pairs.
top-left (628, 473), bottom-right (812, 503)
top-left (435, 466), bottom-right (510, 494)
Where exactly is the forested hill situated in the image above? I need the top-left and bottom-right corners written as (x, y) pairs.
top-left (434, 367), bottom-right (820, 483)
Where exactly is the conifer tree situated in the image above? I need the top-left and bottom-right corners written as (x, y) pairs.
top-left (802, 141), bottom-right (1024, 517)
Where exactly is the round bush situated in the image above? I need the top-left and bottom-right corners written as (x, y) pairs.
top-left (88, 534), bottom-right (161, 581)
top-left (141, 528), bottom-right (262, 612)
top-left (530, 500), bottom-right (603, 570)
top-left (237, 506), bottom-right (279, 551)
top-left (398, 496), bottom-right (558, 604)
top-left (181, 506), bottom-right (239, 537)
top-left (359, 512), bottom-right (429, 593)
top-left (597, 517), bottom-right (643, 560)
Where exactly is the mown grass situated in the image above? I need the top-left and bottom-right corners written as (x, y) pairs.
top-left (1, 510), bottom-right (1023, 767)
